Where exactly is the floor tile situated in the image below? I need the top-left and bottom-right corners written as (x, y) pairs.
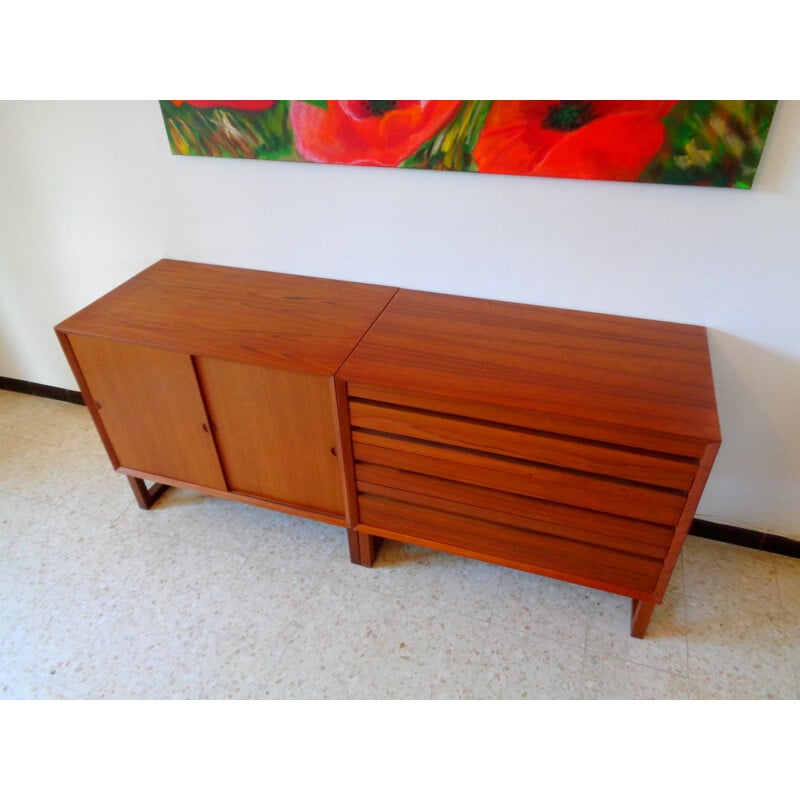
top-left (489, 568), bottom-right (597, 646)
top-left (585, 585), bottom-right (689, 675)
top-left (583, 652), bottom-right (689, 699)
top-left (115, 487), bottom-right (268, 557)
top-left (2, 678), bottom-right (81, 699)
top-left (0, 389), bottom-right (36, 429)
top-left (0, 565), bottom-right (54, 635)
top-left (313, 539), bottom-right (506, 623)
top-left (682, 535), bottom-right (781, 614)
top-left (0, 430), bottom-right (131, 522)
top-left (685, 594), bottom-right (797, 699)
top-left (2, 395), bottom-right (100, 453)
top-left (81, 632), bottom-right (223, 700)
top-left (264, 578), bottom-right (489, 699)
top-left (775, 555), bottom-right (800, 611)
top-left (471, 623), bottom-right (585, 699)
top-left (1, 579), bottom-right (135, 697)
top-left (198, 563), bottom-right (310, 699)
top-left (0, 491), bottom-right (128, 587)
top-left (87, 529), bottom-right (248, 606)
top-left (250, 509), bottom-right (343, 568)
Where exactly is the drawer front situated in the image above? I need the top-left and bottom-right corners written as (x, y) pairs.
top-left (351, 435), bottom-right (686, 527)
top-left (345, 384), bottom-right (706, 595)
top-left (347, 391), bottom-right (699, 527)
top-left (357, 493), bottom-right (662, 595)
top-left (347, 382), bottom-right (710, 459)
top-left (355, 462), bottom-right (673, 560)
top-left (349, 399), bottom-right (698, 491)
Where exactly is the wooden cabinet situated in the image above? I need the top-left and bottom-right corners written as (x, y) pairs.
top-left (56, 259), bottom-right (396, 523)
top-left (336, 289), bottom-right (721, 637)
top-left (56, 261), bottom-right (720, 637)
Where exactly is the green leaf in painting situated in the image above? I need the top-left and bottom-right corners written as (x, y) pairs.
top-left (639, 100), bottom-right (778, 189)
top-left (159, 100), bottom-right (298, 161)
top-left (302, 101), bottom-right (328, 109)
top-left (402, 101), bottom-right (491, 171)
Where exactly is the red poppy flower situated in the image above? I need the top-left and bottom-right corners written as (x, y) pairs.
top-left (474, 101), bottom-right (678, 182)
top-left (289, 100), bottom-right (462, 166)
top-left (172, 101), bottom-right (277, 112)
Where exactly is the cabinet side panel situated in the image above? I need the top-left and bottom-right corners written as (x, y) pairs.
top-left (652, 439), bottom-right (721, 601)
top-left (67, 334), bottom-right (227, 490)
top-left (195, 358), bottom-right (345, 516)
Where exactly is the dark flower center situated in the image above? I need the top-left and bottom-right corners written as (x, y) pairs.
top-left (543, 101), bottom-right (595, 132)
top-left (364, 101), bottom-right (398, 116)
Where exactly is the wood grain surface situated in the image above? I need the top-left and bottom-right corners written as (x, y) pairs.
top-left (339, 289), bottom-right (721, 445)
top-left (67, 334), bottom-right (227, 489)
top-left (57, 259), bottom-right (397, 374)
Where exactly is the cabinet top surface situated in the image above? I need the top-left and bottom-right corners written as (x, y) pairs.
top-left (56, 259), bottom-right (397, 374)
top-left (338, 289), bottom-right (721, 443)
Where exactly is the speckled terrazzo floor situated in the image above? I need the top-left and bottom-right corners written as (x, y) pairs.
top-left (1, 388), bottom-right (798, 700)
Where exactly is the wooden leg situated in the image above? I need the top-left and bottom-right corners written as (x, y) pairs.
top-left (347, 529), bottom-right (383, 567)
top-left (127, 476), bottom-right (169, 510)
top-left (630, 598), bottom-right (656, 639)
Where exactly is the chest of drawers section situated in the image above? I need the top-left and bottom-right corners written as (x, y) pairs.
top-left (336, 289), bottom-right (721, 637)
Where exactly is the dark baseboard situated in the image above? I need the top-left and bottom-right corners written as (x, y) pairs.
top-left (689, 518), bottom-right (800, 559)
top-left (2, 375), bottom-right (798, 559)
top-left (0, 376), bottom-right (85, 406)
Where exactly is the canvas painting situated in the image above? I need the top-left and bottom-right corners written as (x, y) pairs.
top-left (159, 100), bottom-right (778, 189)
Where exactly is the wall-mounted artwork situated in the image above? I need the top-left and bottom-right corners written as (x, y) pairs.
top-left (159, 100), bottom-right (778, 189)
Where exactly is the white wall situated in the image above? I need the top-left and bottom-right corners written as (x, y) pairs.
top-left (2, 100), bottom-right (799, 538)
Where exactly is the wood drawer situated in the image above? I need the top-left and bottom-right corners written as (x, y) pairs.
top-left (349, 398), bottom-right (698, 491)
top-left (355, 462), bottom-right (673, 560)
top-left (352, 416), bottom-right (686, 527)
top-left (357, 493), bottom-right (662, 595)
top-left (345, 385), bottom-right (696, 598)
top-left (347, 382), bottom-right (711, 459)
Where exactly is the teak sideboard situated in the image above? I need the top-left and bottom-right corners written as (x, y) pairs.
top-left (56, 259), bottom-right (721, 638)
